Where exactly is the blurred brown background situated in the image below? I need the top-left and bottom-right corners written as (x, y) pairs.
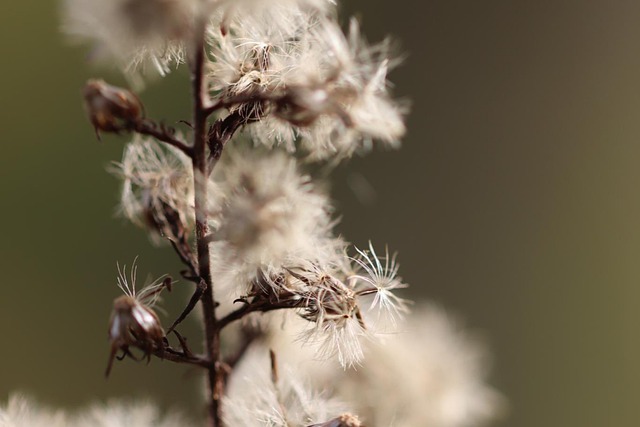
top-left (1, 0), bottom-right (639, 426)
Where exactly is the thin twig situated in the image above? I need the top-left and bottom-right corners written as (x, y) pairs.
top-left (153, 346), bottom-right (211, 369)
top-left (206, 111), bottom-right (248, 173)
top-left (166, 280), bottom-right (207, 334)
top-left (217, 296), bottom-right (303, 330)
top-left (168, 237), bottom-right (197, 277)
top-left (203, 92), bottom-right (279, 117)
top-left (133, 120), bottom-right (193, 156)
top-left (172, 330), bottom-right (195, 358)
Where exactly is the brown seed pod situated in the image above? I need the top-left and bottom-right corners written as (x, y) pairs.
top-left (106, 295), bottom-right (164, 376)
top-left (83, 79), bottom-right (143, 138)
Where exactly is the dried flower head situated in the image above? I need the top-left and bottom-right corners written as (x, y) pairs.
top-left (208, 150), bottom-right (335, 298)
top-left (207, 3), bottom-right (405, 160)
top-left (111, 137), bottom-right (195, 240)
top-left (237, 259), bottom-right (367, 368)
top-left (106, 261), bottom-right (170, 376)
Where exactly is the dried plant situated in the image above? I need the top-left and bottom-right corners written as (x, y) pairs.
top-left (0, 0), bottom-right (502, 426)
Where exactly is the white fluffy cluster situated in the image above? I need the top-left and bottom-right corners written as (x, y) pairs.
top-left (0, 395), bottom-right (185, 427)
top-left (63, 2), bottom-right (504, 426)
top-left (215, 241), bottom-right (409, 368)
top-left (63, 0), bottom-right (404, 156)
top-left (3, 302), bottom-right (503, 427)
top-left (111, 137), bottom-right (195, 236)
top-left (340, 305), bottom-right (505, 427)
top-left (208, 3), bottom-right (405, 159)
top-left (249, 304), bottom-right (504, 427)
top-left (223, 348), bottom-right (349, 427)
top-left (207, 150), bottom-right (338, 298)
top-left (61, 0), bottom-right (196, 76)
top-left (210, 150), bottom-right (333, 270)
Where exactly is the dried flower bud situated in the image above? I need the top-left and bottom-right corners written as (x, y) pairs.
top-left (83, 79), bottom-right (143, 137)
top-left (105, 261), bottom-right (169, 376)
top-left (308, 413), bottom-right (363, 427)
top-left (111, 137), bottom-right (196, 242)
top-left (106, 295), bottom-right (164, 376)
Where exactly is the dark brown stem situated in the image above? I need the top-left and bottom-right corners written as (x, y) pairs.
top-left (217, 296), bottom-right (303, 330)
top-left (153, 346), bottom-right (211, 369)
top-left (166, 280), bottom-right (207, 334)
top-left (190, 18), bottom-right (223, 427)
top-left (206, 111), bottom-right (246, 173)
top-left (203, 92), bottom-right (279, 117)
top-left (133, 120), bottom-right (193, 156)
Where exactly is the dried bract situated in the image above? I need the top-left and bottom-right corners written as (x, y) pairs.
top-left (106, 261), bottom-right (169, 376)
top-left (83, 79), bottom-right (143, 137)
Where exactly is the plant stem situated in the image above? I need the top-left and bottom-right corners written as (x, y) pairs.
top-left (190, 19), bottom-right (223, 427)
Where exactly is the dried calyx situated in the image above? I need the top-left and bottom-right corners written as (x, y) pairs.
top-left (83, 79), bottom-right (143, 137)
top-left (106, 262), bottom-right (172, 376)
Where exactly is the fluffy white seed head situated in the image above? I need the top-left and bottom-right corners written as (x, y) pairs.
top-left (297, 310), bottom-right (367, 368)
top-left (350, 242), bottom-right (411, 330)
top-left (333, 304), bottom-right (505, 427)
top-left (225, 244), bottom-right (407, 368)
top-left (61, 0), bottom-right (196, 76)
top-left (247, 304), bottom-right (504, 427)
top-left (0, 395), bottom-right (186, 427)
top-left (208, 150), bottom-right (335, 297)
top-left (111, 137), bottom-right (195, 239)
top-left (286, 262), bottom-right (368, 368)
top-left (223, 348), bottom-right (349, 426)
top-left (0, 395), bottom-right (68, 427)
top-left (208, 3), bottom-right (405, 160)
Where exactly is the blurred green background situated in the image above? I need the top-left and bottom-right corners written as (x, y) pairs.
top-left (2, 0), bottom-right (640, 426)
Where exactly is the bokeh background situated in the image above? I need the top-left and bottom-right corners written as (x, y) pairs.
top-left (2, 0), bottom-right (640, 426)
